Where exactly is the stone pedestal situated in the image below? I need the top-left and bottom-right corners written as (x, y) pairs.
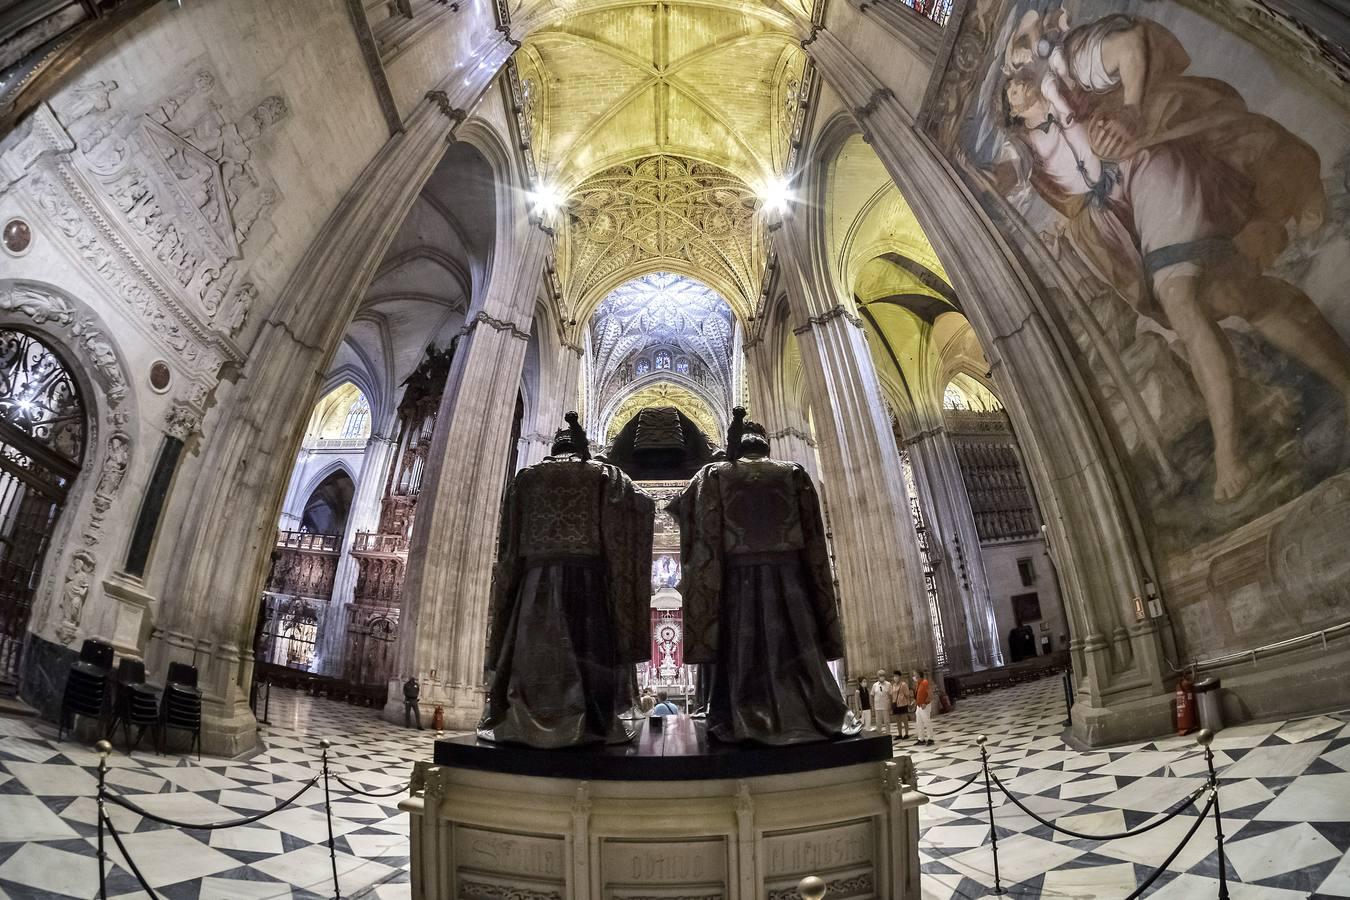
top-left (401, 720), bottom-right (927, 900)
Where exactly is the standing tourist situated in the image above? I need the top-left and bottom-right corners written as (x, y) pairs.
top-left (857, 676), bottom-right (872, 728)
top-left (913, 669), bottom-right (935, 746)
top-left (891, 670), bottom-right (912, 740)
top-left (871, 669), bottom-right (893, 735)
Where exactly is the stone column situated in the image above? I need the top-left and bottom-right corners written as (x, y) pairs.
top-left (518, 338), bottom-right (582, 470)
top-left (149, 49), bottom-right (514, 755)
top-left (314, 433), bottom-right (397, 676)
top-left (773, 222), bottom-right (935, 678)
top-left (743, 332), bottom-right (820, 479)
top-left (386, 220), bottom-right (552, 728)
top-left (805, 28), bottom-right (1169, 742)
top-left (902, 424), bottom-right (1002, 672)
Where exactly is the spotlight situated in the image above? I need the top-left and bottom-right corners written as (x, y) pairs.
top-left (760, 177), bottom-right (793, 216)
top-left (529, 182), bottom-right (566, 218)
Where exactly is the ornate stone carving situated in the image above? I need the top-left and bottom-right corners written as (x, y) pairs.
top-left (768, 875), bottom-right (872, 900)
top-left (463, 310), bottom-right (529, 341)
top-left (30, 69), bottom-right (284, 353)
top-left (56, 550), bottom-right (97, 644)
top-left (562, 155), bottom-right (765, 316)
top-left (460, 883), bottom-right (559, 900)
top-left (89, 431), bottom-right (131, 535)
top-left (425, 91), bottom-right (467, 124)
top-left (165, 400), bottom-right (203, 440)
top-left (792, 304), bottom-right (864, 335)
top-left (0, 285), bottom-right (128, 405)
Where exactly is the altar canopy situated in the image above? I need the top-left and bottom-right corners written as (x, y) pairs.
top-left (669, 457), bottom-right (849, 745)
top-left (478, 457), bottom-right (655, 747)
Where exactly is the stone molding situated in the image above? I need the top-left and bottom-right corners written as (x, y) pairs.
top-left (767, 426), bottom-right (816, 448)
top-left (425, 90), bottom-right (468, 125)
top-left (792, 303), bottom-right (864, 335)
top-left (463, 310), bottom-right (529, 341)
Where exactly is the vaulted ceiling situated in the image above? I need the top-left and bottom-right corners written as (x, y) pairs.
top-left (519, 1), bottom-right (808, 324)
top-left (517, 1), bottom-right (805, 188)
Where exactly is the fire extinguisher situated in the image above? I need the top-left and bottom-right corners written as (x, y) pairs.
top-left (431, 704), bottom-right (445, 732)
top-left (1175, 674), bottom-right (1196, 735)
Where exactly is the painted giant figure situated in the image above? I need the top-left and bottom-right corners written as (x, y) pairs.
top-left (477, 413), bottom-right (655, 748)
top-left (669, 408), bottom-right (851, 745)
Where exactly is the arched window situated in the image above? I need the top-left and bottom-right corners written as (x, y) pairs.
top-left (655, 350), bottom-right (671, 370)
top-left (942, 386), bottom-right (967, 410)
top-left (0, 330), bottom-right (87, 678)
top-left (341, 394), bottom-right (370, 438)
top-left (636, 358), bottom-right (651, 376)
top-left (675, 357), bottom-right (690, 375)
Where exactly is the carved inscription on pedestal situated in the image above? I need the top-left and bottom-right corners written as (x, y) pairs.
top-left (600, 838), bottom-right (727, 898)
top-left (763, 819), bottom-right (873, 877)
top-left (453, 826), bottom-right (564, 881)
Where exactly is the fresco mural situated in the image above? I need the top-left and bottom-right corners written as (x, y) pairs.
top-left (924, 0), bottom-right (1350, 655)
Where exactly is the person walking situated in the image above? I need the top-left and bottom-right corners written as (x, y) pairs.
top-left (891, 670), bottom-right (912, 740)
top-left (871, 669), bottom-right (893, 735)
top-left (913, 669), bottom-right (935, 746)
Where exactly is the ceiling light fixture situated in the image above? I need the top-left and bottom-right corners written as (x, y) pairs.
top-left (529, 182), bottom-right (566, 218)
top-left (760, 177), bottom-right (793, 216)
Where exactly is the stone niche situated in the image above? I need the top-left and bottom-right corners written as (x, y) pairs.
top-left (401, 757), bottom-right (926, 900)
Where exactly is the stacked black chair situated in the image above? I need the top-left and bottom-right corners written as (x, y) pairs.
top-left (59, 639), bottom-right (114, 741)
top-left (161, 661), bottom-right (202, 758)
top-left (108, 658), bottom-right (161, 751)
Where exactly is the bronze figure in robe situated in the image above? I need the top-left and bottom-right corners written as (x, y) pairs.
top-left (477, 413), bottom-right (655, 748)
top-left (668, 409), bottom-right (851, 745)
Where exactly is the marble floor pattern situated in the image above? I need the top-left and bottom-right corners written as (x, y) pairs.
top-left (906, 677), bottom-right (1350, 899)
top-left (0, 678), bottom-right (1346, 898)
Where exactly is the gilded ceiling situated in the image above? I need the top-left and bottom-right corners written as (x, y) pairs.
top-left (516, 1), bottom-right (805, 188)
top-left (561, 155), bottom-right (766, 318)
top-left (518, 1), bottom-right (808, 324)
top-left (604, 381), bottom-right (724, 444)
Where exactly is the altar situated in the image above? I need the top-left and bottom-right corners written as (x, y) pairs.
top-left (400, 719), bottom-right (928, 900)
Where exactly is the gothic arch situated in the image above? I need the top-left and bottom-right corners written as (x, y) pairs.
top-left (0, 280), bottom-right (136, 645)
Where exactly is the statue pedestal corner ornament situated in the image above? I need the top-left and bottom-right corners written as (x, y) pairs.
top-left (401, 719), bottom-right (927, 900)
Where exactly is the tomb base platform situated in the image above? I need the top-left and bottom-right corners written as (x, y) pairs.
top-left (401, 717), bottom-right (927, 900)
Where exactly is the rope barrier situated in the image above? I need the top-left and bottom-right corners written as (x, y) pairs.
top-left (90, 723), bottom-right (1238, 900)
top-left (104, 774), bottom-right (320, 830)
top-left (332, 772), bottom-right (411, 799)
top-left (913, 768), bottom-right (981, 798)
top-left (1121, 789), bottom-right (1217, 900)
top-left (988, 770), bottom-right (1204, 840)
top-left (100, 808), bottom-right (162, 900)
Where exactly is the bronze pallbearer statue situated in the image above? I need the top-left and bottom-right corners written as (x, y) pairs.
top-left (669, 408), bottom-right (852, 745)
top-left (477, 413), bottom-right (655, 748)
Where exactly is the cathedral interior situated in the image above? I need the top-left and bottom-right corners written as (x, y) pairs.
top-left (0, 0), bottom-right (1348, 897)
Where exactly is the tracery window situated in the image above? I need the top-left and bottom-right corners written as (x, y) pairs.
top-left (655, 350), bottom-right (671, 371)
top-left (636, 358), bottom-right (652, 376)
top-left (675, 357), bottom-right (690, 375)
top-left (0, 330), bottom-right (87, 678)
top-left (341, 394), bottom-right (370, 438)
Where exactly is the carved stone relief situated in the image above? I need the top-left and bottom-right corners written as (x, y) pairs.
top-left (0, 283), bottom-right (135, 641)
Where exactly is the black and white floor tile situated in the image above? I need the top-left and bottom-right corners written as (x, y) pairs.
top-left (901, 678), bottom-right (1350, 898)
top-left (1, 678), bottom-right (1347, 898)
top-left (0, 690), bottom-right (430, 899)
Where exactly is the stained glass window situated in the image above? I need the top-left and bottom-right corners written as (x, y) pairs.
top-left (636, 358), bottom-right (651, 375)
top-left (655, 350), bottom-right (671, 370)
top-left (675, 357), bottom-right (690, 375)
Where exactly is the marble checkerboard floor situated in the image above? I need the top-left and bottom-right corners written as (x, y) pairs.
top-left (905, 677), bottom-right (1350, 898)
top-left (0, 678), bottom-right (1347, 898)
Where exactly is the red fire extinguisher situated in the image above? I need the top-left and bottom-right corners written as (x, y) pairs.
top-left (1175, 674), bottom-right (1196, 735)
